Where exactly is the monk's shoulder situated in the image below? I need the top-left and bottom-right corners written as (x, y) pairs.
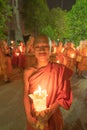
top-left (52, 62), bottom-right (72, 73)
top-left (24, 67), bottom-right (36, 77)
top-left (52, 62), bottom-right (64, 69)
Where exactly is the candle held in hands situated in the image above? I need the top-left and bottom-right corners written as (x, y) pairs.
top-left (29, 85), bottom-right (48, 112)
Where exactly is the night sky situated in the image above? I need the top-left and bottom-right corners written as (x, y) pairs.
top-left (47, 0), bottom-right (76, 10)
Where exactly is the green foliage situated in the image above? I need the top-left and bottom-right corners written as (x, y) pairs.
top-left (0, 0), bottom-right (12, 39)
top-left (23, 1), bottom-right (67, 41)
top-left (66, 0), bottom-right (87, 46)
top-left (23, 0), bottom-right (49, 34)
top-left (40, 25), bottom-right (56, 40)
top-left (48, 7), bottom-right (67, 41)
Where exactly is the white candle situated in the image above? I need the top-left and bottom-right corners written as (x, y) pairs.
top-left (29, 85), bottom-right (48, 112)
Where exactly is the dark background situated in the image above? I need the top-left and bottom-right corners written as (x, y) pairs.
top-left (46, 0), bottom-right (76, 10)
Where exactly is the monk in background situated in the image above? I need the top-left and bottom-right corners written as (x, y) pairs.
top-left (0, 40), bottom-right (13, 83)
top-left (77, 40), bottom-right (87, 78)
top-left (63, 42), bottom-right (76, 71)
top-left (23, 34), bottom-right (73, 130)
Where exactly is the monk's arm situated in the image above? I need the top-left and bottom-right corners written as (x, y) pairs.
top-left (50, 66), bottom-right (73, 113)
top-left (23, 69), bottom-right (36, 125)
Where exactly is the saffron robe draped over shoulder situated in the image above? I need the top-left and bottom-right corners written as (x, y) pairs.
top-left (27, 62), bottom-right (73, 130)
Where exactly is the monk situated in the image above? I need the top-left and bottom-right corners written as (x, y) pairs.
top-left (23, 34), bottom-right (73, 130)
top-left (77, 40), bottom-right (87, 77)
top-left (63, 42), bottom-right (76, 71)
top-left (0, 40), bottom-right (13, 82)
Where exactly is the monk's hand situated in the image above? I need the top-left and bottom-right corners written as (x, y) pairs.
top-left (27, 115), bottom-right (39, 129)
top-left (35, 108), bottom-right (52, 123)
top-left (49, 101), bottom-right (60, 114)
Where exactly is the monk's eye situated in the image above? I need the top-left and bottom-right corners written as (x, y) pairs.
top-left (34, 45), bottom-right (50, 51)
top-left (35, 46), bottom-right (40, 50)
top-left (44, 45), bottom-right (50, 49)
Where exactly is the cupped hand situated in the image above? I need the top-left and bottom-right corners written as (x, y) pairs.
top-left (35, 108), bottom-right (53, 123)
top-left (28, 115), bottom-right (39, 129)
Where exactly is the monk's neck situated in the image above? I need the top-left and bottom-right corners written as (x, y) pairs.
top-left (37, 61), bottom-right (49, 68)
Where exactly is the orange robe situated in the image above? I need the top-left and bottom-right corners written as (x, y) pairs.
top-left (78, 47), bottom-right (87, 71)
top-left (18, 52), bottom-right (26, 69)
top-left (27, 62), bottom-right (73, 130)
top-left (63, 48), bottom-right (76, 70)
top-left (78, 56), bottom-right (87, 71)
top-left (0, 48), bottom-right (7, 75)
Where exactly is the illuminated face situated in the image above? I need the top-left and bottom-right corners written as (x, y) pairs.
top-left (34, 42), bottom-right (50, 62)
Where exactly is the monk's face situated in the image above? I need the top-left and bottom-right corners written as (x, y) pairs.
top-left (34, 42), bottom-right (50, 62)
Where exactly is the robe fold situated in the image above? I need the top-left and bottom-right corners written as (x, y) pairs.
top-left (27, 62), bottom-right (73, 130)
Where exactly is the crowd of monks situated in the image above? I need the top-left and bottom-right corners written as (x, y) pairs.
top-left (0, 37), bottom-right (87, 82)
top-left (50, 40), bottom-right (87, 78)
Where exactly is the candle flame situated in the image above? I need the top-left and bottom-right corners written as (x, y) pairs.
top-left (70, 53), bottom-right (75, 58)
top-left (11, 46), bottom-right (13, 49)
top-left (15, 52), bottom-right (19, 56)
top-left (19, 46), bottom-right (23, 52)
top-left (53, 47), bottom-right (57, 54)
top-left (34, 85), bottom-right (42, 96)
top-left (34, 85), bottom-right (48, 97)
top-left (61, 48), bottom-right (64, 53)
top-left (57, 60), bottom-right (60, 63)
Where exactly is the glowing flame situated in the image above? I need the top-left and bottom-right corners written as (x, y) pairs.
top-left (70, 53), bottom-right (75, 58)
top-left (15, 52), bottom-right (19, 56)
top-left (19, 46), bottom-right (23, 52)
top-left (61, 48), bottom-right (64, 53)
top-left (53, 47), bottom-right (57, 54)
top-left (11, 46), bottom-right (13, 49)
top-left (57, 60), bottom-right (60, 63)
top-left (34, 85), bottom-right (42, 96)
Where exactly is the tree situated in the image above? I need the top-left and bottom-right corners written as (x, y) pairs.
top-left (22, 1), bottom-right (67, 41)
top-left (23, 0), bottom-right (49, 35)
top-left (48, 7), bottom-right (67, 41)
top-left (66, 0), bottom-right (87, 46)
top-left (40, 25), bottom-right (56, 40)
top-left (0, 0), bottom-right (12, 39)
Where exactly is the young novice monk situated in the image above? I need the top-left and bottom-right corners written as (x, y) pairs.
top-left (23, 34), bottom-right (73, 130)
